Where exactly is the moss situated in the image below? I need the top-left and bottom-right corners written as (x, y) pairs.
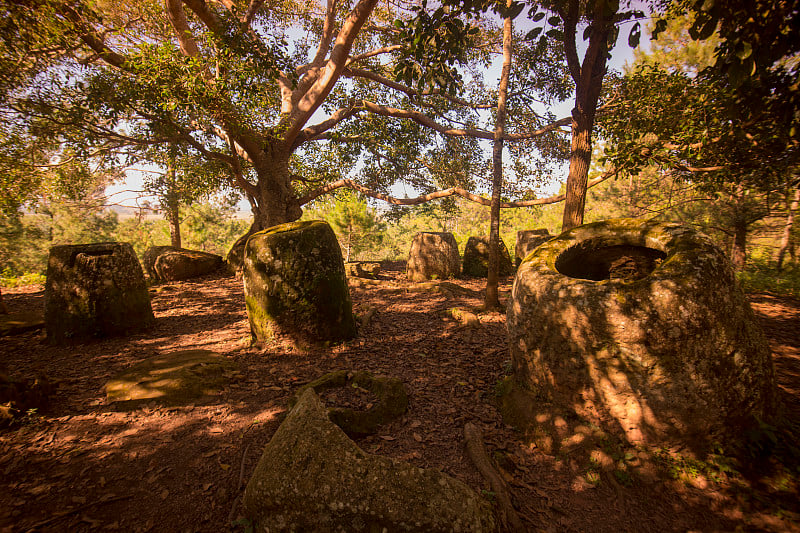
top-left (243, 220), bottom-right (356, 344)
top-left (290, 370), bottom-right (408, 436)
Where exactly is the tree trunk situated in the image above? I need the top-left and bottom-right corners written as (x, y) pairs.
top-left (777, 187), bottom-right (800, 271)
top-left (731, 218), bottom-right (748, 272)
top-left (0, 287), bottom-right (8, 315)
top-left (484, 3), bottom-right (512, 312)
top-left (561, 120), bottom-right (592, 231)
top-left (251, 148), bottom-right (303, 229)
top-left (560, 2), bottom-right (614, 232)
top-left (165, 191), bottom-right (181, 249)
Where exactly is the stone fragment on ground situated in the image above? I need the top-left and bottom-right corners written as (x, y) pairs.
top-left (290, 370), bottom-right (407, 437)
top-left (104, 349), bottom-right (238, 408)
top-left (143, 246), bottom-right (224, 282)
top-left (44, 242), bottom-right (154, 344)
top-left (244, 389), bottom-right (496, 532)
top-left (345, 261), bottom-right (382, 279)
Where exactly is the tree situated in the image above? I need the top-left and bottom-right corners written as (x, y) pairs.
top-left (2, 0), bottom-right (585, 239)
top-left (599, 13), bottom-right (799, 270)
top-left (309, 191), bottom-right (386, 262)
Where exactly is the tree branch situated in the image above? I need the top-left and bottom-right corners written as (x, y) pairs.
top-left (362, 100), bottom-right (572, 140)
top-left (297, 168), bottom-right (617, 207)
top-left (344, 68), bottom-right (495, 109)
top-left (166, 0), bottom-right (202, 58)
top-left (282, 0), bottom-right (379, 149)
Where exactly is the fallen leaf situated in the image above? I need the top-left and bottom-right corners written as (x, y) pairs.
top-left (219, 463), bottom-right (231, 471)
top-left (379, 435), bottom-right (396, 441)
top-left (160, 489), bottom-right (169, 500)
top-left (202, 483), bottom-right (212, 491)
top-left (412, 433), bottom-right (423, 442)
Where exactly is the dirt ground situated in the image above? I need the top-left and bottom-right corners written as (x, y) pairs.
top-left (1, 263), bottom-right (799, 532)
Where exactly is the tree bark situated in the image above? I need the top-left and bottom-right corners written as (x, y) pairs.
top-left (731, 217), bottom-right (748, 272)
top-left (777, 187), bottom-right (800, 271)
top-left (250, 145), bottom-right (303, 229)
top-left (485, 2), bottom-right (513, 312)
top-left (166, 192), bottom-right (181, 249)
top-left (560, 0), bottom-right (614, 232)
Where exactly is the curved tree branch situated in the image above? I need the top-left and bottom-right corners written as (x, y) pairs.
top-left (297, 168), bottom-right (618, 207)
top-left (282, 0), bottom-right (379, 149)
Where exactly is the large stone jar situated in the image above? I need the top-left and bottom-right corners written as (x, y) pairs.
top-left (243, 220), bottom-right (356, 344)
top-left (506, 219), bottom-right (777, 450)
top-left (406, 232), bottom-right (460, 281)
top-left (462, 236), bottom-right (514, 277)
top-left (45, 242), bottom-right (154, 344)
top-left (514, 229), bottom-right (551, 266)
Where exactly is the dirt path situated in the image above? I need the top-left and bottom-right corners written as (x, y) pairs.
top-left (1, 267), bottom-right (799, 532)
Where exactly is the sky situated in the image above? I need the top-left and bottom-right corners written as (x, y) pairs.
top-left (105, 9), bottom-right (651, 217)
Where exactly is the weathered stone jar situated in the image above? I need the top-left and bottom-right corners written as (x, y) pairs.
top-left (462, 236), bottom-right (514, 278)
top-left (243, 220), bottom-right (356, 344)
top-left (506, 219), bottom-right (777, 450)
top-left (406, 232), bottom-right (460, 281)
top-left (45, 242), bottom-right (154, 344)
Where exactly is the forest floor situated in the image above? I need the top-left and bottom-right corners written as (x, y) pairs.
top-left (1, 262), bottom-right (799, 532)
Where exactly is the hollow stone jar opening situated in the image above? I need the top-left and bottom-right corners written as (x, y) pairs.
top-left (555, 241), bottom-right (667, 282)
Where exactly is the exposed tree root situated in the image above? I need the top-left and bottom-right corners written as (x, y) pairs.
top-left (464, 422), bottom-right (527, 532)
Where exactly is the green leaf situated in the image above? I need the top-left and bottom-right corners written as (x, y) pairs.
top-left (547, 16), bottom-right (560, 26)
top-left (532, 11), bottom-right (545, 22)
top-left (507, 3), bottom-right (524, 20)
top-left (525, 27), bottom-right (543, 41)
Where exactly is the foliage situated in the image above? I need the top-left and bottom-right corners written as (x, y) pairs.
top-left (181, 202), bottom-right (250, 255)
top-left (303, 192), bottom-right (386, 262)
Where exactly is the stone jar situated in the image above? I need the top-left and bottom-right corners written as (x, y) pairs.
top-left (506, 219), bottom-right (777, 451)
top-left (243, 220), bottom-right (356, 344)
top-left (45, 242), bottom-right (153, 343)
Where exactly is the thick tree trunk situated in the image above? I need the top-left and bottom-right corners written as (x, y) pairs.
top-left (251, 149), bottom-right (303, 229)
top-left (777, 187), bottom-right (800, 271)
top-left (484, 4), bottom-right (512, 312)
top-left (0, 287), bottom-right (7, 314)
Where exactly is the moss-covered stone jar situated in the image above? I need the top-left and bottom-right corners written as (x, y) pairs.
top-left (462, 236), bottom-right (514, 278)
top-left (243, 220), bottom-right (356, 344)
top-left (506, 218), bottom-right (777, 451)
top-left (44, 242), bottom-right (154, 344)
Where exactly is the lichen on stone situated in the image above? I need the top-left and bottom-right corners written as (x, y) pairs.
top-left (243, 220), bottom-right (356, 344)
top-left (244, 389), bottom-right (496, 532)
top-left (506, 218), bottom-right (778, 455)
top-left (290, 370), bottom-right (408, 436)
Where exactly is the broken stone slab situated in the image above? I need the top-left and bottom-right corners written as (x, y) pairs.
top-left (243, 220), bottom-right (357, 344)
top-left (104, 349), bottom-right (238, 408)
top-left (44, 242), bottom-right (154, 344)
top-left (0, 311), bottom-right (44, 337)
top-left (407, 232), bottom-right (461, 281)
top-left (244, 389), bottom-right (496, 532)
top-left (462, 236), bottom-right (513, 278)
top-left (514, 229), bottom-right (551, 266)
top-left (506, 218), bottom-right (778, 453)
top-left (345, 261), bottom-right (382, 279)
top-left (143, 246), bottom-right (224, 282)
top-left (290, 370), bottom-right (408, 437)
